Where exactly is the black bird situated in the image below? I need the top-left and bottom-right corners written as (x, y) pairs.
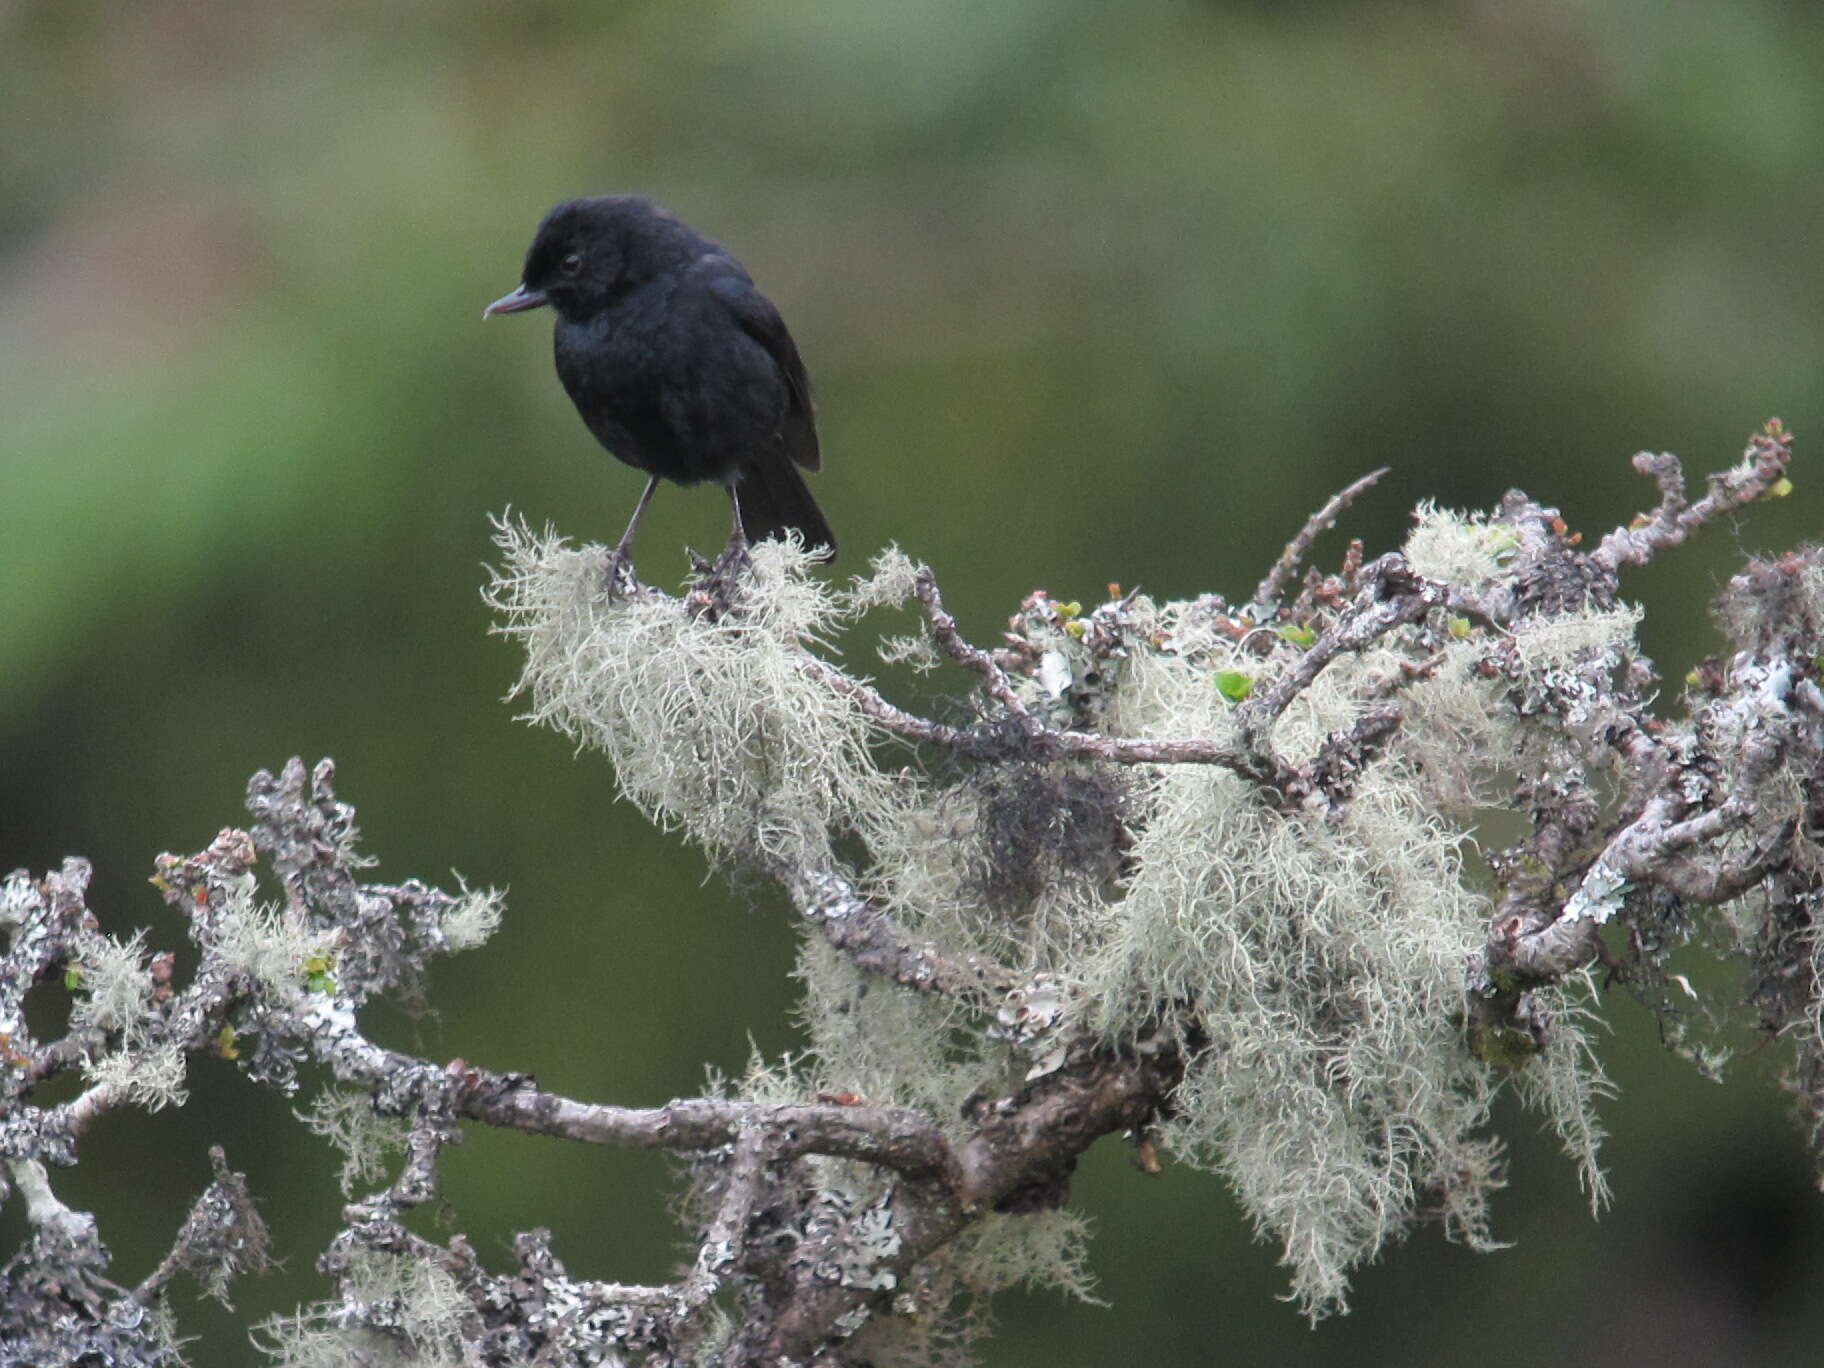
top-left (485, 196), bottom-right (834, 572)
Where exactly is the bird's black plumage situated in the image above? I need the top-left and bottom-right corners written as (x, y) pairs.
top-left (486, 196), bottom-right (834, 562)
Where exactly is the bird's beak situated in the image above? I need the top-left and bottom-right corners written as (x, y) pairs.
top-left (482, 284), bottom-right (549, 319)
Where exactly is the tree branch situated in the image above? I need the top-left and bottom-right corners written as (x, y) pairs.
top-left (9, 421), bottom-right (1822, 1365)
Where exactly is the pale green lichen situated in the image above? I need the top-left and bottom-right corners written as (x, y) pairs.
top-left (1509, 970), bottom-right (1614, 1212)
top-left (1403, 503), bottom-right (1513, 587)
top-left (1101, 599), bottom-right (1246, 748)
top-left (949, 1208), bottom-right (1101, 1305)
top-left (1509, 604), bottom-right (1643, 674)
top-left (87, 1041), bottom-right (188, 1111)
top-left (300, 1089), bottom-right (410, 1196)
top-left (845, 545), bottom-right (925, 614)
top-left (1087, 755), bottom-right (1497, 1317)
top-left (215, 900), bottom-right (338, 1000)
top-left (878, 632), bottom-right (941, 671)
top-left (1394, 639), bottom-right (1516, 815)
top-left (850, 1209), bottom-right (1102, 1368)
top-left (488, 520), bottom-right (906, 870)
top-left (68, 929), bottom-right (153, 1043)
top-left (438, 884), bottom-right (504, 952)
top-left (254, 1248), bottom-right (471, 1368)
top-left (793, 938), bottom-right (985, 1137)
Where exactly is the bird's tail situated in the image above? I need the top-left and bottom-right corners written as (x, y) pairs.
top-left (733, 459), bottom-right (836, 562)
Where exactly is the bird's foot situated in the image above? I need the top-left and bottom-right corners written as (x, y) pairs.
top-left (684, 536), bottom-right (754, 620)
top-left (603, 545), bottom-right (641, 599)
top-left (713, 532), bottom-right (754, 581)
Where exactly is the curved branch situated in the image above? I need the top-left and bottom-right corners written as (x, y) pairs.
top-left (1252, 466), bottom-right (1390, 609)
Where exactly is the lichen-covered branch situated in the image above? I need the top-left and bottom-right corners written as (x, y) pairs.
top-left (1591, 422), bottom-right (1793, 571)
top-left (6, 421), bottom-right (1822, 1366)
top-left (782, 861), bottom-right (1022, 1005)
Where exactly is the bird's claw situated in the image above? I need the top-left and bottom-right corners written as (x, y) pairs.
top-left (713, 535), bottom-right (754, 582)
top-left (603, 546), bottom-right (640, 599)
top-left (684, 537), bottom-right (755, 620)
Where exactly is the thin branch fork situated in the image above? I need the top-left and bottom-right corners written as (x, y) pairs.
top-left (906, 568), bottom-right (1284, 779)
top-left (806, 537), bottom-right (1451, 809)
top-left (1238, 553), bottom-right (1446, 756)
top-left (913, 567), bottom-right (1033, 719)
top-left (1497, 791), bottom-right (1763, 982)
top-left (1591, 423), bottom-right (1793, 572)
top-left (1252, 466), bottom-right (1390, 610)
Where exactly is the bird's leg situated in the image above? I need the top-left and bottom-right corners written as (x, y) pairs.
top-left (714, 491), bottom-right (754, 579)
top-left (604, 475), bottom-right (659, 596)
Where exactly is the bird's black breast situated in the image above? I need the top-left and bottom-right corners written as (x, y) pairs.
top-left (552, 261), bottom-right (793, 488)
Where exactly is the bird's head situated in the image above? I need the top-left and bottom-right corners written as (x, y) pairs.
top-left (484, 195), bottom-right (697, 324)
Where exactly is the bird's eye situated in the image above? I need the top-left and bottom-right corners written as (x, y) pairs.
top-left (560, 252), bottom-right (584, 277)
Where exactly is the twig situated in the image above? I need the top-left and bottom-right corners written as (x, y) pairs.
top-left (1591, 423), bottom-right (1793, 571)
top-left (1252, 467), bottom-right (1390, 609)
top-left (914, 567), bottom-right (1032, 718)
top-left (800, 653), bottom-right (1274, 780)
top-left (782, 862), bottom-right (1021, 1005)
top-left (1238, 553), bottom-right (1445, 755)
top-left (1301, 705), bottom-right (1405, 809)
top-left (799, 655), bottom-right (984, 752)
top-left (449, 1065), bottom-right (954, 1177)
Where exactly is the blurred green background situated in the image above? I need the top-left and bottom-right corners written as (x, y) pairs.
top-left (6, 1), bottom-right (1824, 1364)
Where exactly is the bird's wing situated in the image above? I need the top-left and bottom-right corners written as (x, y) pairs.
top-left (701, 258), bottom-right (821, 472)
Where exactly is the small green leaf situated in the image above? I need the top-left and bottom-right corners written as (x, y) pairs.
top-left (1685, 668), bottom-right (1704, 688)
top-left (1276, 624), bottom-right (1316, 647)
top-left (1213, 670), bottom-right (1254, 702)
top-left (1769, 476), bottom-right (1794, 498)
top-left (1447, 616), bottom-right (1472, 640)
top-left (1057, 600), bottom-right (1083, 620)
top-left (216, 1025), bottom-right (240, 1060)
top-left (64, 966), bottom-right (82, 992)
top-left (1064, 619), bottom-right (1087, 640)
top-left (303, 951), bottom-right (336, 995)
